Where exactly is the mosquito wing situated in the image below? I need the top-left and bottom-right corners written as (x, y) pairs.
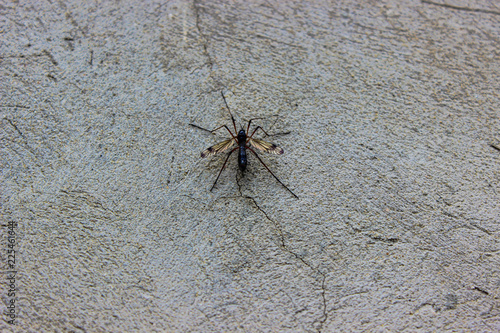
top-left (248, 138), bottom-right (284, 155)
top-left (201, 138), bottom-right (236, 158)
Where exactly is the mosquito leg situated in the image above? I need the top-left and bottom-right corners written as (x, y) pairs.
top-left (211, 148), bottom-right (237, 191)
top-left (246, 125), bottom-right (290, 146)
top-left (221, 91), bottom-right (238, 134)
top-left (247, 148), bottom-right (298, 199)
top-left (190, 123), bottom-right (237, 140)
top-left (189, 123), bottom-right (212, 132)
top-left (246, 117), bottom-right (265, 134)
top-left (248, 126), bottom-right (271, 140)
top-left (266, 131), bottom-right (291, 137)
top-left (245, 114), bottom-right (291, 139)
top-left (212, 125), bottom-right (237, 140)
top-left (247, 114), bottom-right (289, 137)
top-left (248, 125), bottom-right (290, 139)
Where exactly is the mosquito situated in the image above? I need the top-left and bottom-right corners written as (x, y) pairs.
top-left (190, 91), bottom-right (298, 198)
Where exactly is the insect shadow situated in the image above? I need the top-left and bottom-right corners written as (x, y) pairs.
top-left (190, 91), bottom-right (298, 199)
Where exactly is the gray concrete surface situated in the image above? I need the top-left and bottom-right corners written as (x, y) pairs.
top-left (1, 0), bottom-right (499, 331)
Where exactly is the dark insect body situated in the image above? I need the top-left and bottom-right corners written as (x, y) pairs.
top-left (237, 129), bottom-right (247, 171)
top-left (190, 91), bottom-right (297, 198)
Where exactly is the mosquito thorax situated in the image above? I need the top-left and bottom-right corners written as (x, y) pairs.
top-left (237, 129), bottom-right (246, 145)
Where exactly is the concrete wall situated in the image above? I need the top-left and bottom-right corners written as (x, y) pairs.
top-left (1, 0), bottom-right (499, 331)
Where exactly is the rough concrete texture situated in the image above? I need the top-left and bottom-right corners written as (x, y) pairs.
top-left (1, 0), bottom-right (499, 332)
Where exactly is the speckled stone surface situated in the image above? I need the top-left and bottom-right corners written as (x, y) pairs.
top-left (1, 0), bottom-right (499, 331)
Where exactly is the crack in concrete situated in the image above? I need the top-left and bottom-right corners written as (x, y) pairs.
top-left (472, 286), bottom-right (489, 295)
top-left (4, 118), bottom-right (25, 138)
top-left (490, 143), bottom-right (500, 152)
top-left (236, 176), bottom-right (328, 331)
top-left (0, 50), bottom-right (58, 65)
top-left (369, 235), bottom-right (400, 243)
top-left (421, 0), bottom-right (500, 16)
top-left (193, 0), bottom-right (214, 70)
top-left (0, 105), bottom-right (30, 109)
top-left (190, 4), bottom-right (324, 327)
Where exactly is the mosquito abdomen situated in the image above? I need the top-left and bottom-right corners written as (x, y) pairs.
top-left (238, 146), bottom-right (247, 171)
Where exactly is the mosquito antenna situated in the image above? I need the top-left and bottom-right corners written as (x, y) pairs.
top-left (221, 91), bottom-right (238, 134)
